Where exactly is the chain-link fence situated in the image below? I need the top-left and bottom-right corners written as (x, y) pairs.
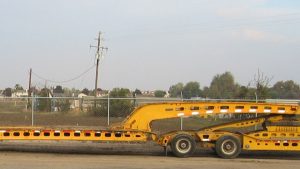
top-left (0, 96), bottom-right (182, 128)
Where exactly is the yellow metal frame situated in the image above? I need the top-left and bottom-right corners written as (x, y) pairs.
top-left (0, 128), bottom-right (150, 142)
top-left (243, 125), bottom-right (300, 151)
top-left (117, 102), bottom-right (299, 132)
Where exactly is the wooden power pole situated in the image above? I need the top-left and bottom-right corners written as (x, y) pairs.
top-left (90, 32), bottom-right (108, 108)
top-left (28, 68), bottom-right (32, 97)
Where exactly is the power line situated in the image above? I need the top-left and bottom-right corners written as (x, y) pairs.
top-left (32, 64), bottom-right (95, 84)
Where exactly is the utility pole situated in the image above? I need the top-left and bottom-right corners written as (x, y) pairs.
top-left (90, 32), bottom-right (108, 108)
top-left (28, 68), bottom-right (32, 97)
top-left (27, 68), bottom-right (32, 111)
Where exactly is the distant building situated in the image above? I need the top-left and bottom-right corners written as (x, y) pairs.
top-left (12, 89), bottom-right (28, 97)
top-left (78, 93), bottom-right (87, 98)
top-left (139, 90), bottom-right (169, 98)
top-left (141, 90), bottom-right (155, 97)
top-left (96, 89), bottom-right (108, 97)
top-left (164, 91), bottom-right (170, 98)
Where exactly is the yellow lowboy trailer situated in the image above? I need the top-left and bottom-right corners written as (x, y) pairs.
top-left (0, 101), bottom-right (299, 158)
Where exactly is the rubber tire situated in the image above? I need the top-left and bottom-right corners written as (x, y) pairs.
top-left (170, 134), bottom-right (196, 158)
top-left (215, 135), bottom-right (241, 159)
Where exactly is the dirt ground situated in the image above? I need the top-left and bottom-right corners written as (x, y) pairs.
top-left (0, 141), bottom-right (299, 169)
top-left (0, 112), bottom-right (238, 133)
top-left (0, 112), bottom-right (117, 126)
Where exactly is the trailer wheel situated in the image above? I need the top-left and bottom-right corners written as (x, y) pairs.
top-left (170, 134), bottom-right (196, 158)
top-left (215, 135), bottom-right (241, 159)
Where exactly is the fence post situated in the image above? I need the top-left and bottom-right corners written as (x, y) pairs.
top-left (255, 92), bottom-right (258, 130)
top-left (31, 95), bottom-right (34, 126)
top-left (180, 117), bottom-right (183, 130)
top-left (107, 91), bottom-right (110, 126)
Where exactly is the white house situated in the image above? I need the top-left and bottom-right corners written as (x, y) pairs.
top-left (78, 93), bottom-right (87, 98)
top-left (12, 90), bottom-right (28, 97)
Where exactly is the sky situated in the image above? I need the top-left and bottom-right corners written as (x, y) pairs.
top-left (0, 0), bottom-right (300, 91)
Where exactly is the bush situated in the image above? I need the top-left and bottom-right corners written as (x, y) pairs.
top-left (93, 88), bottom-right (135, 117)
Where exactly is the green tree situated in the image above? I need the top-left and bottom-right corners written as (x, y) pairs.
top-left (110, 88), bottom-right (131, 98)
top-left (154, 90), bottom-right (166, 97)
top-left (37, 88), bottom-right (51, 112)
top-left (94, 88), bottom-right (134, 117)
top-left (202, 86), bottom-right (210, 98)
top-left (270, 80), bottom-right (300, 99)
top-left (60, 99), bottom-right (71, 112)
top-left (235, 85), bottom-right (249, 99)
top-left (63, 87), bottom-right (81, 97)
top-left (14, 84), bottom-right (24, 91)
top-left (82, 88), bottom-right (90, 95)
top-left (53, 85), bottom-right (63, 94)
top-left (111, 88), bottom-right (134, 117)
top-left (3, 88), bottom-right (12, 97)
top-left (182, 81), bottom-right (201, 99)
top-left (134, 89), bottom-right (142, 96)
top-left (251, 69), bottom-right (272, 99)
top-left (208, 72), bottom-right (237, 99)
top-left (169, 83), bottom-right (184, 98)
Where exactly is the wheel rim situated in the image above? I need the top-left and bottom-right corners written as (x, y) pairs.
top-left (221, 139), bottom-right (237, 155)
top-left (175, 138), bottom-right (192, 154)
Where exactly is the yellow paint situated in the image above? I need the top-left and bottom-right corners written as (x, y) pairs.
top-left (118, 102), bottom-right (298, 132)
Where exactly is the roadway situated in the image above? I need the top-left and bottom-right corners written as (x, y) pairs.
top-left (0, 141), bottom-right (299, 169)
